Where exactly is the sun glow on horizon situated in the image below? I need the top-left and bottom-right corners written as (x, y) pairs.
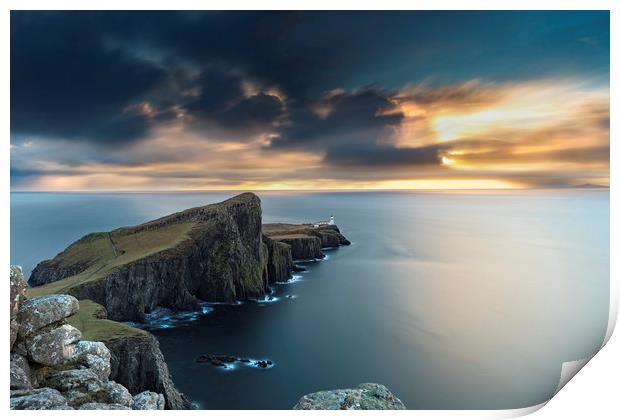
top-left (11, 79), bottom-right (608, 192)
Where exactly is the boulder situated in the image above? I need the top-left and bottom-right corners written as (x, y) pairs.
top-left (132, 391), bottom-right (166, 410)
top-left (103, 381), bottom-right (133, 406)
top-left (27, 324), bottom-right (81, 366)
top-left (10, 319), bottom-right (19, 350)
top-left (62, 390), bottom-right (97, 407)
top-left (17, 294), bottom-right (79, 337)
top-left (43, 369), bottom-right (103, 394)
top-left (10, 265), bottom-right (27, 318)
top-left (10, 354), bottom-right (31, 390)
top-left (10, 387), bottom-right (71, 410)
top-left (293, 383), bottom-right (406, 410)
top-left (48, 377), bottom-right (136, 409)
top-left (44, 369), bottom-right (105, 402)
top-left (10, 266), bottom-right (27, 351)
top-left (78, 403), bottom-right (130, 410)
top-left (72, 341), bottom-right (112, 380)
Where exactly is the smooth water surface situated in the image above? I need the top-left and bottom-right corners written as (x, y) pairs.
top-left (10, 190), bottom-right (609, 409)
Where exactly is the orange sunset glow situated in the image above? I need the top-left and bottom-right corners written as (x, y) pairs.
top-left (10, 12), bottom-right (609, 191)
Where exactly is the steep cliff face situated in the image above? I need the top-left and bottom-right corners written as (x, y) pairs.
top-left (29, 263), bottom-right (88, 288)
top-left (29, 193), bottom-right (268, 322)
top-left (263, 223), bottom-right (351, 261)
top-left (261, 235), bottom-right (295, 283)
top-left (105, 333), bottom-right (192, 410)
top-left (277, 236), bottom-right (325, 260)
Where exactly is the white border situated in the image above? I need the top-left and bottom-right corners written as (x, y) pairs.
top-left (2, 2), bottom-right (617, 419)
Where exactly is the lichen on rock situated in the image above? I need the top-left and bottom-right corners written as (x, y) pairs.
top-left (132, 391), bottom-right (166, 410)
top-left (10, 388), bottom-right (72, 410)
top-left (9, 268), bottom-right (166, 410)
top-left (17, 294), bottom-right (79, 336)
top-left (27, 324), bottom-right (81, 366)
top-left (293, 383), bottom-right (406, 410)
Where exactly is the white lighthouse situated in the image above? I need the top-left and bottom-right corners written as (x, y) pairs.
top-left (313, 215), bottom-right (336, 227)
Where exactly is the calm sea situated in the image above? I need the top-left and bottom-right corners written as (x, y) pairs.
top-left (10, 190), bottom-right (610, 409)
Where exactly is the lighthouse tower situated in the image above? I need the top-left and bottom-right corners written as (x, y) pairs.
top-left (329, 215), bottom-right (335, 225)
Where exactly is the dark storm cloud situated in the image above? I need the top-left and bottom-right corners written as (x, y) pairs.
top-left (183, 67), bottom-right (286, 134)
top-left (10, 12), bottom-right (299, 145)
top-left (270, 88), bottom-right (442, 167)
top-left (10, 12), bottom-right (166, 144)
top-left (282, 89), bottom-right (403, 145)
top-left (12, 11), bottom-right (609, 145)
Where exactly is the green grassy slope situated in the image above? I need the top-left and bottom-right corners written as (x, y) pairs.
top-left (30, 222), bottom-right (195, 297)
top-left (66, 299), bottom-right (146, 341)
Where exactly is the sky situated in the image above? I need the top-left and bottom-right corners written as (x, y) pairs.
top-left (10, 11), bottom-right (610, 191)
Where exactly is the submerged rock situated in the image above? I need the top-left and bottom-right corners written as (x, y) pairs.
top-left (196, 354), bottom-right (238, 366)
top-left (253, 360), bottom-right (273, 368)
top-left (293, 383), bottom-right (406, 410)
top-left (195, 354), bottom-right (274, 369)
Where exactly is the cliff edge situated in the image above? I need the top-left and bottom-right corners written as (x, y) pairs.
top-left (29, 193), bottom-right (268, 322)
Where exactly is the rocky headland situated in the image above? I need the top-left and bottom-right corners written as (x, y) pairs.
top-left (14, 193), bottom-right (352, 410)
top-left (28, 193), bottom-right (350, 321)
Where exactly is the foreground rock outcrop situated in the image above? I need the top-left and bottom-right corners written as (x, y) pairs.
top-left (293, 383), bottom-right (406, 410)
top-left (10, 266), bottom-right (166, 410)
